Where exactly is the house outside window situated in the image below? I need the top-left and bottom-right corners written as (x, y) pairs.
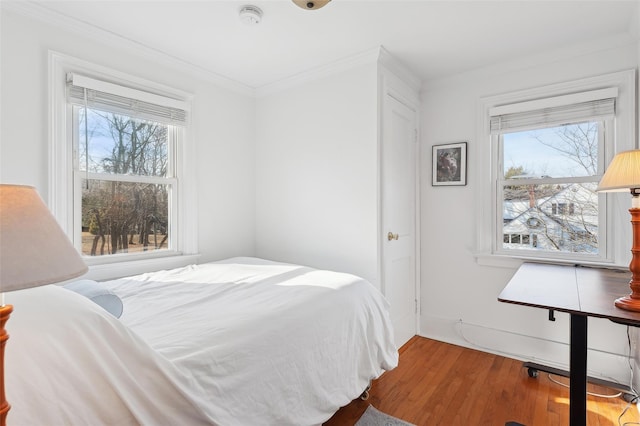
top-left (49, 52), bottom-right (198, 276)
top-left (476, 70), bottom-right (636, 267)
top-left (498, 111), bottom-right (608, 258)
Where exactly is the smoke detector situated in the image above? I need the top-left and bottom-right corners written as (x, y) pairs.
top-left (239, 5), bottom-right (263, 25)
top-left (292, 0), bottom-right (331, 10)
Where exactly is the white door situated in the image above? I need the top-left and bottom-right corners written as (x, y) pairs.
top-left (381, 94), bottom-right (418, 350)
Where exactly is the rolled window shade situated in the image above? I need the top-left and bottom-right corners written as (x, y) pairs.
top-left (490, 88), bottom-right (616, 135)
top-left (67, 73), bottom-right (188, 125)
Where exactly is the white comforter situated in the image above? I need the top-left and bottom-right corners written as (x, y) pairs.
top-left (7, 257), bottom-right (397, 426)
top-left (105, 257), bottom-right (398, 425)
top-left (6, 285), bottom-right (214, 426)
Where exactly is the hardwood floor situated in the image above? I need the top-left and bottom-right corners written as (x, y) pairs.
top-left (323, 336), bottom-right (639, 426)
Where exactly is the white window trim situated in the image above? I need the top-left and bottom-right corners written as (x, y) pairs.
top-left (475, 69), bottom-right (636, 269)
top-left (48, 51), bottom-right (199, 280)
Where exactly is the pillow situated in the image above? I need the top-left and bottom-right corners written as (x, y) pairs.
top-left (63, 279), bottom-right (123, 318)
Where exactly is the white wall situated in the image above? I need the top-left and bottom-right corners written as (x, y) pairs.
top-left (419, 39), bottom-right (639, 383)
top-left (255, 63), bottom-right (380, 285)
top-left (3, 0), bottom-right (639, 390)
top-left (0, 8), bottom-right (256, 266)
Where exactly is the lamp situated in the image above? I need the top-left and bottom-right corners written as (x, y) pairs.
top-left (292, 0), bottom-right (331, 10)
top-left (0, 184), bottom-right (87, 425)
top-left (597, 150), bottom-right (640, 312)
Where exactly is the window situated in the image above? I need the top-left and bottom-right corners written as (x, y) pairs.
top-left (497, 115), bottom-right (608, 258)
top-left (50, 53), bottom-right (197, 275)
top-left (68, 74), bottom-right (185, 259)
top-left (477, 70), bottom-right (636, 267)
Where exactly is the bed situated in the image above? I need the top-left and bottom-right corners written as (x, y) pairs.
top-left (5, 257), bottom-right (398, 425)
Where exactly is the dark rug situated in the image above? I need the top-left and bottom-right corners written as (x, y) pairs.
top-left (355, 405), bottom-right (415, 426)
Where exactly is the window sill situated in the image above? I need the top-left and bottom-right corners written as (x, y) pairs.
top-left (81, 253), bottom-right (201, 281)
top-left (475, 252), bottom-right (627, 271)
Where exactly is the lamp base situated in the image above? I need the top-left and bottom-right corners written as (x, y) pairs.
top-left (620, 207), bottom-right (640, 313)
top-left (614, 295), bottom-right (640, 312)
top-left (0, 304), bottom-right (12, 426)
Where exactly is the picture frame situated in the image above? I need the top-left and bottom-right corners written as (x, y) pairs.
top-left (432, 142), bottom-right (467, 186)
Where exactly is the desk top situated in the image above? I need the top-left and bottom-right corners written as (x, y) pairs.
top-left (498, 263), bottom-right (640, 326)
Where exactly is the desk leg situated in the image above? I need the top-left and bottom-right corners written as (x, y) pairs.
top-left (570, 314), bottom-right (587, 426)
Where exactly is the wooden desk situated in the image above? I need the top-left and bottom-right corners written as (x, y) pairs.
top-left (498, 263), bottom-right (640, 426)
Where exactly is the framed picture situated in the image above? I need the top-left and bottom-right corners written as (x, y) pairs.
top-left (432, 142), bottom-right (467, 186)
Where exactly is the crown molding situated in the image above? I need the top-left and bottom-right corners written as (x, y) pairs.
top-left (422, 32), bottom-right (636, 93)
top-left (2, 1), bottom-right (255, 97)
top-left (377, 46), bottom-right (422, 93)
top-left (255, 46), bottom-right (422, 97)
top-left (255, 46), bottom-right (382, 97)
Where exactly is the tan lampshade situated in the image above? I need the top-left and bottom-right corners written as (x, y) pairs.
top-left (0, 184), bottom-right (87, 293)
top-left (597, 150), bottom-right (640, 193)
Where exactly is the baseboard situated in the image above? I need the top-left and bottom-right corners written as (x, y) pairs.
top-left (420, 314), bottom-right (634, 385)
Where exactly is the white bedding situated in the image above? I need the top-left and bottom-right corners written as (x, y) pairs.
top-left (6, 285), bottom-right (214, 425)
top-left (6, 257), bottom-right (398, 425)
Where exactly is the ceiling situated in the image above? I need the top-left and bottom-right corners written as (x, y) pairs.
top-left (20, 1), bottom-right (640, 89)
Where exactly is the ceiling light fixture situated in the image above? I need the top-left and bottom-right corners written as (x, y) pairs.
top-left (292, 0), bottom-right (331, 10)
top-left (239, 5), bottom-right (263, 25)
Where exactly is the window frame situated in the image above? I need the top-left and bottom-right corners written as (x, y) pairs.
top-left (49, 51), bottom-right (199, 280)
top-left (493, 119), bottom-right (609, 262)
top-left (70, 105), bottom-right (180, 258)
top-left (475, 70), bottom-right (636, 269)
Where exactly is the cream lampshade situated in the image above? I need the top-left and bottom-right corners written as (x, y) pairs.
top-left (0, 184), bottom-right (88, 425)
top-left (597, 150), bottom-right (640, 312)
top-left (597, 149), bottom-right (640, 194)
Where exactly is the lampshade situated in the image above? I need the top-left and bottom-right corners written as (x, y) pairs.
top-left (0, 184), bottom-right (87, 292)
top-left (596, 149), bottom-right (640, 192)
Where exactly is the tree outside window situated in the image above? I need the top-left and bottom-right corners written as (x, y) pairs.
top-left (500, 121), bottom-right (601, 255)
top-left (75, 107), bottom-right (175, 257)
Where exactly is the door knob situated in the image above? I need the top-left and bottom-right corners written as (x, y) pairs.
top-left (387, 231), bottom-right (399, 241)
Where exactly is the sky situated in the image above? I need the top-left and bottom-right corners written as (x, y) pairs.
top-left (502, 125), bottom-right (594, 179)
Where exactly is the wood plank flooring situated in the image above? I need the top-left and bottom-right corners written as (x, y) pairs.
top-left (323, 336), bottom-right (639, 426)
